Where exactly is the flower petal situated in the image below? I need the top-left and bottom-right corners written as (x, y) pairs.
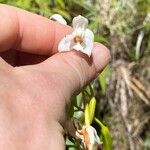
top-left (76, 125), bottom-right (100, 150)
top-left (88, 126), bottom-right (100, 144)
top-left (83, 29), bottom-right (94, 57)
top-left (85, 29), bottom-right (94, 40)
top-left (58, 35), bottom-right (73, 52)
top-left (72, 15), bottom-right (88, 29)
top-left (72, 27), bottom-right (84, 37)
top-left (50, 14), bottom-right (67, 25)
top-left (73, 43), bottom-right (84, 51)
top-left (86, 126), bottom-right (100, 150)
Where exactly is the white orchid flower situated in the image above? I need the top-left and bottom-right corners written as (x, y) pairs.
top-left (76, 125), bottom-right (100, 150)
top-left (50, 14), bottom-right (67, 25)
top-left (58, 15), bottom-right (94, 57)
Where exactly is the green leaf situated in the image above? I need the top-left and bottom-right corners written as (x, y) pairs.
top-left (73, 93), bottom-right (84, 120)
top-left (98, 66), bottom-right (111, 94)
top-left (52, 8), bottom-right (71, 20)
top-left (85, 84), bottom-right (94, 98)
top-left (88, 97), bottom-right (96, 124)
top-left (71, 0), bottom-right (93, 11)
top-left (56, 0), bottom-right (65, 9)
top-left (98, 74), bottom-right (106, 95)
top-left (0, 0), bottom-right (5, 2)
top-left (95, 118), bottom-right (112, 150)
top-left (95, 35), bottom-right (108, 44)
top-left (66, 137), bottom-right (77, 150)
top-left (76, 93), bottom-right (82, 107)
top-left (84, 104), bottom-right (90, 126)
top-left (144, 133), bottom-right (150, 150)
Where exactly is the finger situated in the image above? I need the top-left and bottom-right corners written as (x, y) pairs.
top-left (0, 50), bottom-right (48, 66)
top-left (0, 4), bottom-right (71, 55)
top-left (16, 52), bottom-right (48, 66)
top-left (15, 43), bottom-right (110, 124)
top-left (39, 42), bottom-right (110, 102)
top-left (37, 43), bottom-right (110, 122)
top-left (0, 50), bottom-right (16, 66)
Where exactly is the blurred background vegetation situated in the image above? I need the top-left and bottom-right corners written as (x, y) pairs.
top-left (0, 0), bottom-right (150, 149)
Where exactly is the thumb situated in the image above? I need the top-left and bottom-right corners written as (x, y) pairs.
top-left (38, 43), bottom-right (110, 97)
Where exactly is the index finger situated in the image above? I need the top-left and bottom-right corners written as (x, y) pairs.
top-left (0, 4), bottom-right (72, 55)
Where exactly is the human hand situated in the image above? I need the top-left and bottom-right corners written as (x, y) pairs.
top-left (0, 4), bottom-right (110, 150)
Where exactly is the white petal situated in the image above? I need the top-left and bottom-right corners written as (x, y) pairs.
top-left (86, 127), bottom-right (95, 145)
top-left (58, 35), bottom-right (73, 52)
top-left (83, 41), bottom-right (93, 56)
top-left (85, 29), bottom-right (94, 40)
top-left (83, 29), bottom-right (94, 57)
top-left (89, 126), bottom-right (100, 144)
top-left (73, 43), bottom-right (84, 51)
top-left (72, 27), bottom-right (83, 37)
top-left (50, 14), bottom-right (67, 25)
top-left (72, 15), bottom-right (88, 29)
top-left (86, 126), bottom-right (100, 150)
top-left (75, 126), bottom-right (100, 150)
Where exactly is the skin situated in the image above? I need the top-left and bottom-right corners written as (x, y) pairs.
top-left (0, 4), bottom-right (111, 150)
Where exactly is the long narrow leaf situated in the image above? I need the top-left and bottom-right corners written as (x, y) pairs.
top-left (95, 118), bottom-right (112, 150)
top-left (88, 97), bottom-right (96, 124)
top-left (84, 104), bottom-right (90, 126)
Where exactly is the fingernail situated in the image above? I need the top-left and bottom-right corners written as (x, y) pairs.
top-left (92, 43), bottom-right (111, 73)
